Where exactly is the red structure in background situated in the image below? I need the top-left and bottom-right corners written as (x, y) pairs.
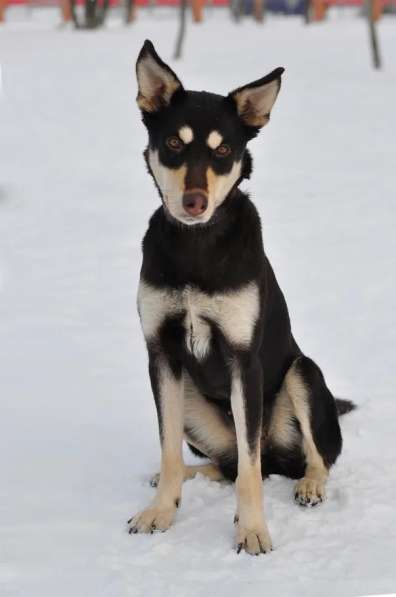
top-left (2, 0), bottom-right (393, 22)
top-left (6, 0), bottom-right (228, 4)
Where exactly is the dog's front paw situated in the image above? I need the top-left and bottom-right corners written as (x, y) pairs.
top-left (294, 477), bottom-right (325, 507)
top-left (235, 521), bottom-right (273, 556)
top-left (127, 505), bottom-right (176, 534)
top-left (149, 472), bottom-right (160, 488)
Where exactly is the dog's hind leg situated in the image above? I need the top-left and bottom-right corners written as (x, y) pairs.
top-left (183, 374), bottom-right (237, 472)
top-left (150, 375), bottom-right (235, 488)
top-left (150, 463), bottom-right (225, 487)
top-left (284, 356), bottom-right (342, 507)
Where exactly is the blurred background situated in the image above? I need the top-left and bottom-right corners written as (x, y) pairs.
top-left (1, 0), bottom-right (396, 31)
top-left (1, 3), bottom-right (396, 597)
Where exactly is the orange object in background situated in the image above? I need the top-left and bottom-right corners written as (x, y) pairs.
top-left (0, 0), bottom-right (7, 21)
top-left (60, 0), bottom-right (71, 21)
top-left (1, 0), bottom-right (391, 22)
top-left (313, 0), bottom-right (387, 20)
top-left (311, 0), bottom-right (327, 19)
top-left (191, 0), bottom-right (204, 21)
top-left (372, 0), bottom-right (384, 20)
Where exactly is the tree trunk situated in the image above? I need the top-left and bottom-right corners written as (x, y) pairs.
top-left (126, 0), bottom-right (137, 23)
top-left (303, 0), bottom-right (311, 23)
top-left (70, 0), bottom-right (81, 28)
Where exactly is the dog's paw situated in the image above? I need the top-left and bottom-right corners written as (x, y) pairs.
top-left (127, 505), bottom-right (176, 534)
top-left (294, 477), bottom-right (325, 507)
top-left (149, 473), bottom-right (160, 488)
top-left (235, 522), bottom-right (273, 556)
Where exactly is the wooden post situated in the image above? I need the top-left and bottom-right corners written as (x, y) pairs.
top-left (367, 0), bottom-right (382, 68)
top-left (0, 0), bottom-right (7, 22)
top-left (126, 0), bottom-right (137, 23)
top-left (372, 0), bottom-right (383, 20)
top-left (312, 0), bottom-right (327, 20)
top-left (253, 0), bottom-right (264, 22)
top-left (70, 0), bottom-right (80, 27)
top-left (303, 0), bottom-right (311, 24)
top-left (191, 0), bottom-right (204, 22)
top-left (60, 0), bottom-right (72, 22)
top-left (174, 0), bottom-right (187, 59)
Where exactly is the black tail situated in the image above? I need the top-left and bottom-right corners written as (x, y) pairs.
top-left (335, 398), bottom-right (356, 416)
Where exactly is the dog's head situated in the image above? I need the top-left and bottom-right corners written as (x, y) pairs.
top-left (136, 40), bottom-right (284, 226)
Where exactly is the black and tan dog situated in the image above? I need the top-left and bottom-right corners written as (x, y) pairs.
top-left (127, 40), bottom-right (354, 555)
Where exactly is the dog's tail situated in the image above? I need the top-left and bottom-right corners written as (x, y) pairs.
top-left (335, 398), bottom-right (356, 416)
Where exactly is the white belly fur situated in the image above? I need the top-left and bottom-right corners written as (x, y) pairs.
top-left (138, 280), bottom-right (259, 359)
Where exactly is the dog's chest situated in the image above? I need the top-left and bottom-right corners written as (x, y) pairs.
top-left (138, 280), bottom-right (260, 360)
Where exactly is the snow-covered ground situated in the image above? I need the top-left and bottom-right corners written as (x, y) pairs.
top-left (1, 9), bottom-right (396, 597)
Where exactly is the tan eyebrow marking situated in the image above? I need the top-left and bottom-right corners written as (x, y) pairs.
top-left (207, 131), bottom-right (223, 150)
top-left (178, 126), bottom-right (194, 144)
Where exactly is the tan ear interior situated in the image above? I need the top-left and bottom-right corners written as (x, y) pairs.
top-left (232, 80), bottom-right (280, 128)
top-left (137, 54), bottom-right (181, 113)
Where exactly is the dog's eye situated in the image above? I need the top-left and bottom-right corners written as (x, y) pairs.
top-left (166, 136), bottom-right (184, 152)
top-left (214, 144), bottom-right (231, 158)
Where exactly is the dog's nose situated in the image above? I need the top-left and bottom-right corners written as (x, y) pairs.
top-left (182, 192), bottom-right (208, 217)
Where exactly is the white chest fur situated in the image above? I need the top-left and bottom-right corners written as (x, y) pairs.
top-left (137, 280), bottom-right (260, 360)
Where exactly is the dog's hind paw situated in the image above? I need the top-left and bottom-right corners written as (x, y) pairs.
top-left (235, 522), bottom-right (273, 556)
top-left (127, 505), bottom-right (176, 534)
top-left (294, 477), bottom-right (325, 507)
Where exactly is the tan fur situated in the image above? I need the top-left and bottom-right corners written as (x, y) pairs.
top-left (147, 149), bottom-right (241, 226)
top-left (231, 80), bottom-right (280, 128)
top-left (285, 361), bottom-right (328, 502)
top-left (128, 362), bottom-right (184, 533)
top-left (136, 54), bottom-right (180, 113)
top-left (138, 280), bottom-right (260, 352)
top-left (151, 463), bottom-right (225, 487)
top-left (268, 386), bottom-right (300, 448)
top-left (184, 374), bottom-right (236, 458)
top-left (179, 126), bottom-right (194, 144)
top-left (231, 365), bottom-right (272, 554)
top-left (206, 130), bottom-right (223, 150)
top-left (206, 161), bottom-right (242, 213)
top-left (148, 149), bottom-right (187, 220)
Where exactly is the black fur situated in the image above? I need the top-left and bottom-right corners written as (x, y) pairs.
top-left (136, 41), bottom-right (354, 484)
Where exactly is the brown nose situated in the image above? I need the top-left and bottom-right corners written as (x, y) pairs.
top-left (182, 192), bottom-right (208, 217)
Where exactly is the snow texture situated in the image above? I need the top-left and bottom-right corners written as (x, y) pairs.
top-left (1, 9), bottom-right (396, 597)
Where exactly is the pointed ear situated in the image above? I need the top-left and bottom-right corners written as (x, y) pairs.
top-left (136, 40), bottom-right (184, 114)
top-left (229, 67), bottom-right (284, 129)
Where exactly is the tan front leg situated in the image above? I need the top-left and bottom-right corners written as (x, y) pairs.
top-left (128, 360), bottom-right (184, 533)
top-left (231, 364), bottom-right (272, 555)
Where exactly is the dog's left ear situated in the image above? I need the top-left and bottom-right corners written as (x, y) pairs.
top-left (136, 40), bottom-right (184, 114)
top-left (229, 67), bottom-right (284, 129)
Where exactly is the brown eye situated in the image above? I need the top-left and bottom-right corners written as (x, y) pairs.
top-left (214, 144), bottom-right (231, 158)
top-left (166, 136), bottom-right (183, 152)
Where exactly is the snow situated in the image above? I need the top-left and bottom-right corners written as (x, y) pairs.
top-left (1, 8), bottom-right (396, 597)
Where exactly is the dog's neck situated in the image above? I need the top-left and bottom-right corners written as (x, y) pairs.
top-left (142, 188), bottom-right (265, 293)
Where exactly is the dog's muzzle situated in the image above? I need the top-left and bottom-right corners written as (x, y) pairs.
top-left (182, 191), bottom-right (208, 217)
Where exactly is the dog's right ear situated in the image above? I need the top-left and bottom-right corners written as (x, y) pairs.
top-left (136, 40), bottom-right (184, 114)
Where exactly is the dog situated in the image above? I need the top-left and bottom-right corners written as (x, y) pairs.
top-left (127, 40), bottom-right (355, 555)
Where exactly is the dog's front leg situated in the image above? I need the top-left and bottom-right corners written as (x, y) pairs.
top-left (128, 352), bottom-right (184, 534)
top-left (231, 357), bottom-right (272, 555)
